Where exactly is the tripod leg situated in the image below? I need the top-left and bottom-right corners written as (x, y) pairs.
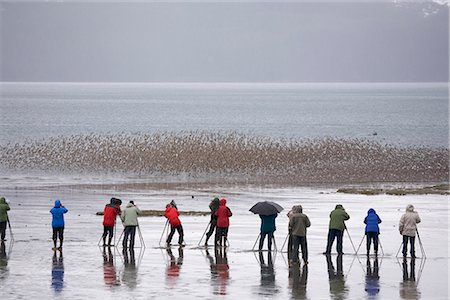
top-left (116, 228), bottom-right (125, 248)
top-left (281, 233), bottom-right (289, 252)
top-left (7, 217), bottom-right (13, 242)
top-left (159, 220), bottom-right (169, 246)
top-left (252, 233), bottom-right (261, 251)
top-left (356, 235), bottom-right (365, 255)
top-left (345, 228), bottom-right (358, 255)
top-left (378, 236), bottom-right (385, 256)
top-left (395, 241), bottom-right (403, 257)
top-left (198, 222), bottom-right (211, 246)
top-left (137, 225), bottom-right (145, 248)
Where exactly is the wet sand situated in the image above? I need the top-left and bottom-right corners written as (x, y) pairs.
top-left (0, 177), bottom-right (448, 299)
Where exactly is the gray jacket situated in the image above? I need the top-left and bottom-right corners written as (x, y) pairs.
top-left (399, 204), bottom-right (421, 237)
top-left (121, 203), bottom-right (142, 226)
top-left (288, 205), bottom-right (311, 237)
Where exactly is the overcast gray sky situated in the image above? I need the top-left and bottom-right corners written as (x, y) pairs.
top-left (0, 1), bottom-right (448, 82)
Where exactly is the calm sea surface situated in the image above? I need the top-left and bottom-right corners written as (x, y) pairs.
top-left (0, 82), bottom-right (448, 147)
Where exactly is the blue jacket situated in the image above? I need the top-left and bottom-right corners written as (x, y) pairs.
top-left (260, 214), bottom-right (277, 233)
top-left (364, 208), bottom-right (381, 233)
top-left (50, 200), bottom-right (68, 228)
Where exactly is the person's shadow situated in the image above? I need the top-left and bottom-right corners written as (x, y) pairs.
top-left (365, 257), bottom-right (380, 298)
top-left (122, 248), bottom-right (138, 289)
top-left (205, 246), bottom-right (229, 295)
top-left (289, 263), bottom-right (308, 299)
top-left (0, 241), bottom-right (9, 280)
top-left (326, 254), bottom-right (348, 300)
top-left (102, 246), bottom-right (119, 286)
top-left (258, 251), bottom-right (279, 296)
top-left (399, 258), bottom-right (421, 299)
top-left (51, 249), bottom-right (64, 293)
top-left (166, 247), bottom-right (184, 283)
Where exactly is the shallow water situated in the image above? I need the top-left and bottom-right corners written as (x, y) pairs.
top-left (0, 177), bottom-right (448, 299)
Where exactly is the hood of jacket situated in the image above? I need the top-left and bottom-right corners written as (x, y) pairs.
top-left (335, 204), bottom-right (344, 210)
top-left (367, 208), bottom-right (376, 215)
top-left (126, 203), bottom-right (134, 208)
top-left (220, 198), bottom-right (227, 206)
top-left (54, 199), bottom-right (61, 208)
top-left (0, 197), bottom-right (6, 204)
top-left (294, 205), bottom-right (303, 213)
top-left (406, 204), bottom-right (414, 212)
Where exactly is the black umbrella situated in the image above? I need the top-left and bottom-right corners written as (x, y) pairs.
top-left (249, 201), bottom-right (284, 216)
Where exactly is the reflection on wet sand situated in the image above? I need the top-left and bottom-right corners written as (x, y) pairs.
top-left (205, 247), bottom-right (230, 295)
top-left (0, 241), bottom-right (8, 280)
top-left (102, 246), bottom-right (119, 287)
top-left (258, 251), bottom-right (279, 296)
top-left (165, 247), bottom-right (184, 285)
top-left (51, 250), bottom-right (64, 293)
top-left (289, 262), bottom-right (308, 299)
top-left (365, 257), bottom-right (380, 299)
top-left (400, 258), bottom-right (421, 299)
top-left (122, 248), bottom-right (138, 289)
top-left (326, 254), bottom-right (348, 300)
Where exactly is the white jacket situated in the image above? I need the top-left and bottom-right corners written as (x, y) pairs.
top-left (399, 204), bottom-right (421, 237)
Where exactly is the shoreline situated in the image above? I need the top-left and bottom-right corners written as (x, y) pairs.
top-left (0, 174), bottom-right (448, 196)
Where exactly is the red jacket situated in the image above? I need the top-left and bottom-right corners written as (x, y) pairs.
top-left (103, 204), bottom-right (120, 227)
top-left (165, 207), bottom-right (181, 227)
top-left (215, 199), bottom-right (232, 228)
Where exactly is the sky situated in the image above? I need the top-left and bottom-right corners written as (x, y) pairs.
top-left (0, 1), bottom-right (448, 82)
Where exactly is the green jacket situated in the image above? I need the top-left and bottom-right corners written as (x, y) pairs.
top-left (329, 205), bottom-right (350, 230)
top-left (0, 197), bottom-right (10, 222)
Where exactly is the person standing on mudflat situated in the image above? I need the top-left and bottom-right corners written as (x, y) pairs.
top-left (258, 214), bottom-right (277, 251)
top-left (289, 205), bottom-right (311, 265)
top-left (165, 202), bottom-right (185, 247)
top-left (50, 199), bottom-right (68, 250)
top-left (323, 204), bottom-right (350, 255)
top-left (364, 208), bottom-right (382, 256)
top-left (399, 204), bottom-right (421, 258)
top-left (0, 197), bottom-right (11, 242)
top-left (121, 201), bottom-right (142, 249)
top-left (205, 197), bottom-right (220, 246)
top-left (102, 198), bottom-right (121, 246)
top-left (215, 198), bottom-right (232, 246)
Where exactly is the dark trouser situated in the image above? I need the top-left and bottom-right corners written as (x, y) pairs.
top-left (215, 227), bottom-right (229, 245)
top-left (205, 219), bottom-right (217, 243)
top-left (123, 226), bottom-right (137, 248)
top-left (292, 235), bottom-right (308, 262)
top-left (402, 235), bottom-right (416, 257)
top-left (366, 232), bottom-right (379, 253)
top-left (102, 226), bottom-right (114, 245)
top-left (259, 231), bottom-right (274, 250)
top-left (167, 225), bottom-right (184, 245)
top-left (325, 229), bottom-right (344, 254)
top-left (52, 227), bottom-right (64, 247)
top-left (0, 221), bottom-right (6, 241)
